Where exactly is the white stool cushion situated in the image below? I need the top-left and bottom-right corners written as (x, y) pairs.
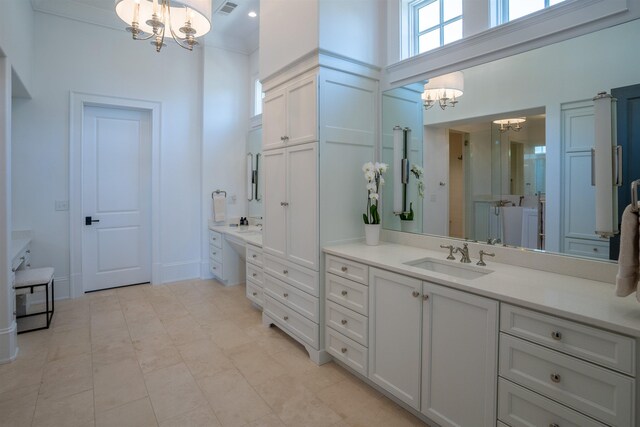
top-left (15, 267), bottom-right (54, 287)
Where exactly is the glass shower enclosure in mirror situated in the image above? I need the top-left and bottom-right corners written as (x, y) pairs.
top-left (381, 18), bottom-right (640, 262)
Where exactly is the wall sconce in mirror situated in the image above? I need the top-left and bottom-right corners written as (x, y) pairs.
top-left (493, 117), bottom-right (526, 132)
top-left (393, 126), bottom-right (411, 215)
top-left (592, 91), bottom-right (621, 239)
top-left (422, 71), bottom-right (464, 110)
top-left (247, 153), bottom-right (261, 202)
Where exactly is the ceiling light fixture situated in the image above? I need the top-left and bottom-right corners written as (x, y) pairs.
top-left (493, 117), bottom-right (526, 132)
top-left (248, 10), bottom-right (257, 18)
top-left (422, 71), bottom-right (464, 110)
top-left (115, 0), bottom-right (212, 52)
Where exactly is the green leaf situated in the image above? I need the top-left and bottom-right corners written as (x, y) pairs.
top-left (363, 213), bottom-right (369, 224)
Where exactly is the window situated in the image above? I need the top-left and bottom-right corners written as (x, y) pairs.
top-left (496, 0), bottom-right (566, 25)
top-left (411, 0), bottom-right (463, 55)
top-left (253, 78), bottom-right (263, 117)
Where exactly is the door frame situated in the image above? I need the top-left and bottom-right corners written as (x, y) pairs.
top-left (69, 92), bottom-right (161, 297)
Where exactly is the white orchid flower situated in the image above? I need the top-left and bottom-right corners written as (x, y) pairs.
top-left (362, 162), bottom-right (374, 173)
top-left (365, 170), bottom-right (375, 182)
top-left (378, 163), bottom-right (389, 173)
top-left (369, 193), bottom-right (379, 201)
top-left (379, 177), bottom-right (385, 186)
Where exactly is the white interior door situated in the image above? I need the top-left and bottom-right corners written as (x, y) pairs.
top-left (82, 106), bottom-right (151, 292)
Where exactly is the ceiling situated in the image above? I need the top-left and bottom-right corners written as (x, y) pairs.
top-left (30, 0), bottom-right (260, 54)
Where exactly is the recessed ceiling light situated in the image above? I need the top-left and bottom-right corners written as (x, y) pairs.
top-left (248, 11), bottom-right (257, 18)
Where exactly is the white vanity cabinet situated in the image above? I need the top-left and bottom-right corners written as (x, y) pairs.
top-left (263, 74), bottom-right (318, 151)
top-left (208, 230), bottom-right (245, 286)
top-left (421, 283), bottom-right (498, 427)
top-left (245, 243), bottom-right (264, 307)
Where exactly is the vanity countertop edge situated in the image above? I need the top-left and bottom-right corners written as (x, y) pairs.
top-left (208, 223), bottom-right (263, 248)
top-left (323, 242), bottom-right (640, 338)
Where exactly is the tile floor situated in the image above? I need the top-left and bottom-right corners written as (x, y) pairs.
top-left (0, 280), bottom-right (430, 427)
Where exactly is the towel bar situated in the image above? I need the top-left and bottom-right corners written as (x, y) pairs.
top-left (631, 180), bottom-right (640, 213)
top-left (212, 189), bottom-right (227, 199)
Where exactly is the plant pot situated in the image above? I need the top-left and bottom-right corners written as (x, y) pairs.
top-left (400, 220), bottom-right (417, 233)
top-left (364, 224), bottom-right (381, 246)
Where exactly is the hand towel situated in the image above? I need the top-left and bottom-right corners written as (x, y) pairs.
top-left (615, 204), bottom-right (639, 300)
top-left (212, 194), bottom-right (226, 222)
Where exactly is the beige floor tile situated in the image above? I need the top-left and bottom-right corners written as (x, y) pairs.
top-left (127, 316), bottom-right (167, 341)
top-left (158, 405), bottom-right (222, 427)
top-left (121, 300), bottom-right (157, 323)
top-left (133, 334), bottom-right (183, 374)
top-left (187, 301), bottom-right (226, 323)
top-left (152, 301), bottom-right (190, 321)
top-left (39, 352), bottom-right (93, 400)
top-left (96, 397), bottom-right (158, 427)
top-left (178, 339), bottom-right (234, 379)
top-left (315, 379), bottom-right (383, 420)
top-left (340, 397), bottom-right (429, 427)
top-left (205, 320), bottom-right (253, 350)
top-left (198, 369), bottom-right (272, 427)
top-left (116, 285), bottom-right (150, 301)
top-left (91, 309), bottom-right (127, 332)
top-left (31, 389), bottom-right (94, 427)
top-left (254, 374), bottom-right (342, 427)
top-left (162, 315), bottom-right (210, 346)
top-left (227, 344), bottom-right (288, 387)
top-left (0, 384), bottom-right (39, 427)
top-left (46, 327), bottom-right (91, 362)
top-left (91, 326), bottom-right (136, 367)
top-left (271, 344), bottom-right (317, 375)
top-left (295, 362), bottom-right (351, 394)
top-left (243, 414), bottom-right (286, 427)
top-left (144, 362), bottom-right (208, 422)
top-left (90, 295), bottom-right (120, 313)
top-left (93, 357), bottom-right (148, 413)
top-left (51, 308), bottom-right (91, 332)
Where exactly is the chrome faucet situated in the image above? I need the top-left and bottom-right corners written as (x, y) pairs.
top-left (454, 243), bottom-right (472, 263)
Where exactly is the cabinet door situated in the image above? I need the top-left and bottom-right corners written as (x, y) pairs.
top-left (369, 268), bottom-right (422, 410)
top-left (263, 149), bottom-right (287, 258)
top-left (263, 88), bottom-right (287, 151)
top-left (286, 75), bottom-right (317, 146)
top-left (421, 282), bottom-right (498, 427)
top-left (286, 143), bottom-right (318, 270)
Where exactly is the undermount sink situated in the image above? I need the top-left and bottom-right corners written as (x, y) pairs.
top-left (403, 257), bottom-right (493, 280)
top-left (235, 229), bottom-right (261, 235)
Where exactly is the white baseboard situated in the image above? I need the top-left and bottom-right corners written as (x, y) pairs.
top-left (161, 259), bottom-right (201, 284)
top-left (200, 261), bottom-right (213, 280)
top-left (0, 321), bottom-right (18, 364)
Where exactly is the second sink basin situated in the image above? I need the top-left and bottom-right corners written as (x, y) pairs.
top-left (403, 257), bottom-right (493, 280)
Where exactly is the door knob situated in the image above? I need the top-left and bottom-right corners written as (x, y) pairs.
top-left (85, 216), bottom-right (100, 226)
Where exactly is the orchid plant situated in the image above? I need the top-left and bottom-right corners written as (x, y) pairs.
top-left (362, 162), bottom-right (388, 225)
top-left (410, 164), bottom-right (425, 198)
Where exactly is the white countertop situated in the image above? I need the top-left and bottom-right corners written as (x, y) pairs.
top-left (324, 242), bottom-right (640, 338)
top-left (208, 222), bottom-right (263, 248)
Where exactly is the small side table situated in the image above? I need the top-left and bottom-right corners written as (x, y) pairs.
top-left (14, 267), bottom-right (55, 334)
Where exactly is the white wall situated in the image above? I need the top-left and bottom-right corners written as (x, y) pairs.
top-left (0, 0), bottom-right (34, 96)
top-left (201, 45), bottom-right (250, 278)
top-left (11, 12), bottom-right (205, 297)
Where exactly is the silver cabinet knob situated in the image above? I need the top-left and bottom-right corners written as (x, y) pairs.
top-left (412, 290), bottom-right (420, 298)
top-left (212, 252), bottom-right (217, 255)
top-left (341, 319), bottom-right (347, 325)
top-left (283, 270), bottom-right (288, 275)
top-left (280, 202), bottom-right (289, 207)
top-left (283, 316), bottom-right (289, 321)
top-left (550, 373), bottom-right (561, 383)
top-left (423, 294), bottom-right (429, 301)
top-left (283, 293), bottom-right (288, 298)
top-left (20, 256), bottom-right (25, 261)
top-left (341, 266), bottom-right (348, 272)
top-left (252, 254), bottom-right (257, 258)
top-left (551, 331), bottom-right (562, 340)
top-left (341, 290), bottom-right (348, 296)
top-left (252, 273), bottom-right (257, 277)
top-left (252, 292), bottom-right (257, 296)
top-left (212, 237), bottom-right (217, 240)
top-left (280, 136), bottom-right (286, 141)
top-left (26, 263), bottom-right (31, 268)
top-left (26, 250), bottom-right (31, 254)
top-left (593, 247), bottom-right (598, 252)
top-left (341, 347), bottom-right (347, 353)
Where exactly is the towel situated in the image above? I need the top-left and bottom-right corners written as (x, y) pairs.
top-left (212, 194), bottom-right (226, 222)
top-left (615, 204), bottom-right (640, 301)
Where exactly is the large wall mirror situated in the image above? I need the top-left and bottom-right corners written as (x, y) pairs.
top-left (247, 127), bottom-right (263, 218)
top-left (382, 18), bottom-right (640, 262)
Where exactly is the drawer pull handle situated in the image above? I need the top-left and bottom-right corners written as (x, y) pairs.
top-left (283, 316), bottom-right (289, 321)
top-left (283, 293), bottom-right (288, 298)
top-left (283, 270), bottom-right (288, 274)
top-left (341, 319), bottom-right (347, 325)
top-left (252, 292), bottom-right (257, 296)
top-left (341, 347), bottom-right (347, 353)
top-left (412, 291), bottom-right (420, 298)
top-left (252, 254), bottom-right (257, 258)
top-left (550, 373), bottom-right (561, 383)
top-left (341, 266), bottom-right (348, 272)
top-left (341, 290), bottom-right (348, 296)
top-left (551, 331), bottom-right (562, 340)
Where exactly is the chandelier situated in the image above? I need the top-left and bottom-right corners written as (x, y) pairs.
top-left (115, 0), bottom-right (212, 52)
top-left (493, 117), bottom-right (526, 132)
top-left (422, 71), bottom-right (464, 110)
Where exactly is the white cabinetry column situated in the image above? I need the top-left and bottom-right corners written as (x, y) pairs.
top-left (0, 57), bottom-right (17, 363)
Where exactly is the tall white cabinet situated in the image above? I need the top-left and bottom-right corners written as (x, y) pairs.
top-left (261, 65), bottom-right (378, 363)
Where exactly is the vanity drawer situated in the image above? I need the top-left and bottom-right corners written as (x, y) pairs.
top-left (210, 260), bottom-right (223, 278)
top-left (326, 326), bottom-right (368, 377)
top-left (246, 244), bottom-right (263, 267)
top-left (264, 254), bottom-right (319, 297)
top-left (564, 238), bottom-right (610, 260)
top-left (264, 295), bottom-right (318, 349)
top-left (209, 245), bottom-right (222, 264)
top-left (246, 280), bottom-right (263, 307)
top-left (209, 230), bottom-right (222, 249)
top-left (11, 245), bottom-right (30, 272)
top-left (326, 255), bottom-right (369, 285)
top-left (264, 274), bottom-right (318, 322)
top-left (499, 334), bottom-right (634, 426)
top-left (498, 378), bottom-right (607, 427)
top-left (326, 273), bottom-right (368, 316)
top-left (501, 304), bottom-right (635, 375)
top-left (246, 263), bottom-right (263, 286)
top-left (326, 300), bottom-right (368, 347)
